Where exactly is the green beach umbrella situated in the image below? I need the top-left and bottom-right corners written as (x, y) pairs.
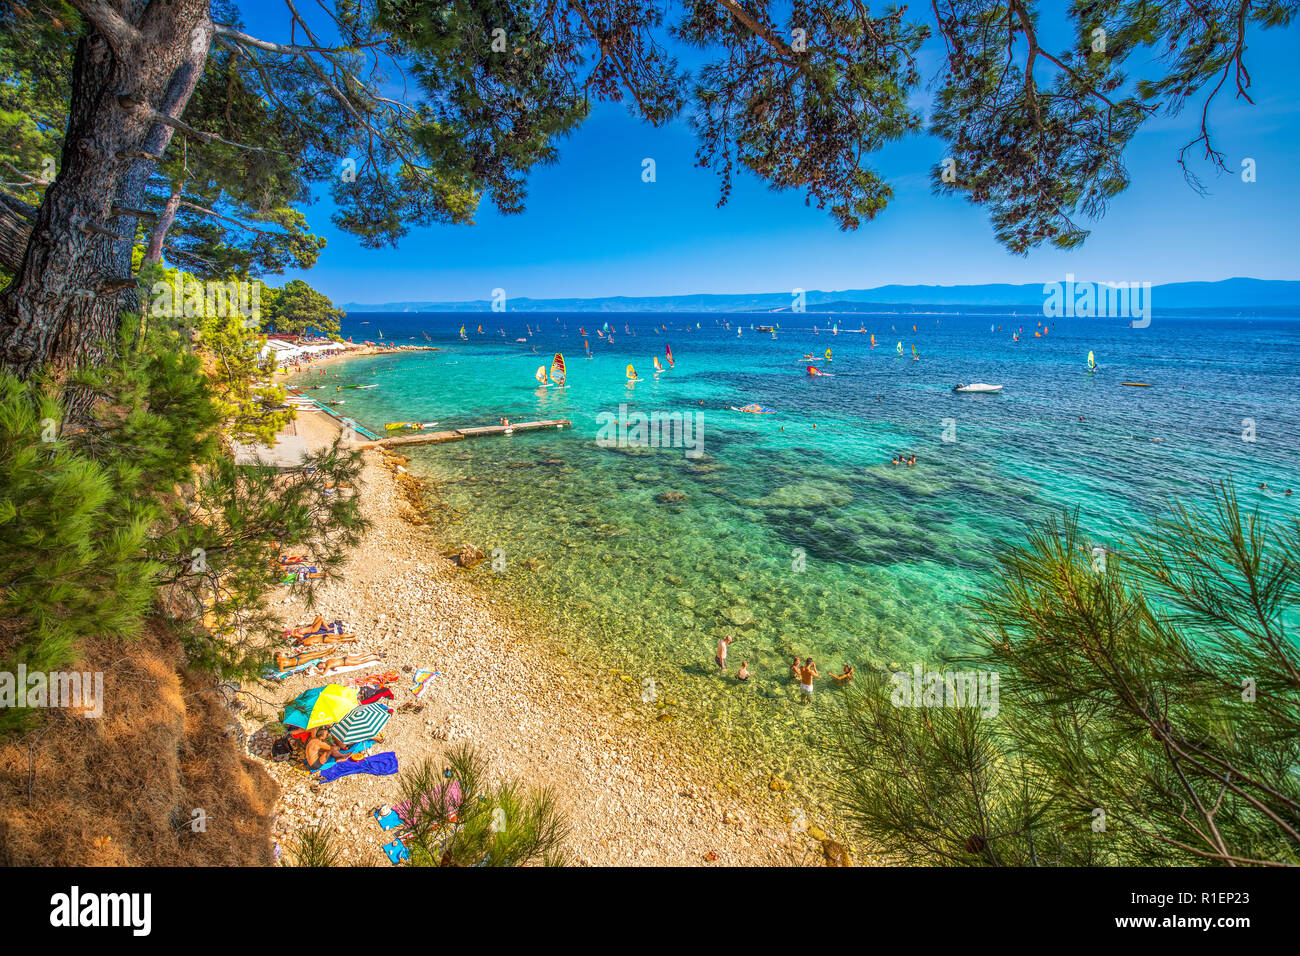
top-left (330, 702), bottom-right (392, 747)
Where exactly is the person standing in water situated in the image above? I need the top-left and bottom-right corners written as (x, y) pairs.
top-left (716, 635), bottom-right (734, 672)
top-left (798, 658), bottom-right (818, 702)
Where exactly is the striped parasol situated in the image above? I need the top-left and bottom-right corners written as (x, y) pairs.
top-left (330, 702), bottom-right (392, 747)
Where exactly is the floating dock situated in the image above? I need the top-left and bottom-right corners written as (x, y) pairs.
top-left (369, 419), bottom-right (570, 448)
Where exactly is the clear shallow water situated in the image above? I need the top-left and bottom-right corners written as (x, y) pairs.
top-left (294, 311), bottom-right (1300, 787)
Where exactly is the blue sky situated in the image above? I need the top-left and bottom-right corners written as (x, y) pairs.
top-left (234, 5), bottom-right (1300, 303)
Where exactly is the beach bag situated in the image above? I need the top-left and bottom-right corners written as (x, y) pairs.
top-left (271, 734), bottom-right (296, 762)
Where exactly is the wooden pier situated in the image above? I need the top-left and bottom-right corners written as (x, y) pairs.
top-left (368, 419), bottom-right (570, 448)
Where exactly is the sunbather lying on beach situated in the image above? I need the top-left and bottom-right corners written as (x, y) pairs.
top-left (276, 648), bottom-right (331, 671)
top-left (285, 615), bottom-right (330, 637)
top-left (311, 652), bottom-right (383, 676)
top-left (294, 631), bottom-right (358, 648)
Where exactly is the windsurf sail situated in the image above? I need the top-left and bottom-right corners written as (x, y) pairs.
top-left (459, 325), bottom-right (467, 340)
top-left (535, 365), bottom-right (548, 385)
top-left (870, 334), bottom-right (876, 348)
top-left (1087, 350), bottom-right (1096, 370)
top-left (825, 348), bottom-right (832, 362)
top-left (912, 344), bottom-right (919, 360)
top-left (666, 345), bottom-right (674, 367)
top-left (626, 364), bottom-right (638, 380)
top-left (550, 352), bottom-right (566, 386)
top-left (477, 324), bottom-right (482, 334)
top-left (653, 355), bottom-right (664, 372)
top-left (896, 342), bottom-right (903, 356)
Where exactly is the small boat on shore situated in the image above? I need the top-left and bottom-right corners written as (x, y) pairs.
top-left (953, 383), bottom-right (1003, 393)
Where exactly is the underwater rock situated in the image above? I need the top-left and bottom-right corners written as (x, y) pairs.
top-left (727, 606), bottom-right (755, 628)
top-left (452, 542), bottom-right (485, 568)
top-left (656, 490), bottom-right (688, 504)
top-left (822, 839), bottom-right (852, 867)
top-left (751, 480), bottom-right (853, 509)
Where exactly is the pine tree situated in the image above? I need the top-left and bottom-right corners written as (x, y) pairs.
top-left (830, 482), bottom-right (1300, 866)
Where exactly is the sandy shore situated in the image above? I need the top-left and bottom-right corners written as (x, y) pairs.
top-left (244, 408), bottom-right (857, 866)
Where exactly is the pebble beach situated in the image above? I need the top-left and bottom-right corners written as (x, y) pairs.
top-left (245, 409), bottom-right (859, 866)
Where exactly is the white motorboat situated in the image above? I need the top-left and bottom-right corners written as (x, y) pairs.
top-left (952, 383), bottom-right (1004, 393)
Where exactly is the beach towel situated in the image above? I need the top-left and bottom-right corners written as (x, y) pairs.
top-left (320, 751), bottom-right (398, 782)
top-left (411, 668), bottom-right (439, 699)
top-left (358, 687), bottom-right (394, 706)
top-left (308, 738), bottom-right (376, 774)
top-left (350, 670), bottom-right (400, 687)
top-left (310, 659), bottom-right (382, 680)
top-left (373, 807), bottom-right (403, 831)
top-left (382, 837), bottom-right (410, 865)
top-left (263, 659), bottom-right (319, 681)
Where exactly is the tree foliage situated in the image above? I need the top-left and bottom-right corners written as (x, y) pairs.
top-left (261, 279), bottom-right (345, 339)
top-left (831, 482), bottom-right (1300, 866)
top-left (0, 271), bottom-right (366, 734)
top-left (398, 743), bottom-right (571, 867)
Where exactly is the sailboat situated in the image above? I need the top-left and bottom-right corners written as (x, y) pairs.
top-left (550, 352), bottom-right (567, 388)
top-left (535, 365), bottom-right (552, 388)
top-left (653, 355), bottom-right (664, 373)
top-left (1087, 350), bottom-right (1097, 373)
top-left (665, 345), bottom-right (675, 368)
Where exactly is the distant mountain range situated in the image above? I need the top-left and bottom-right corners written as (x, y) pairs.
top-left (339, 278), bottom-right (1300, 314)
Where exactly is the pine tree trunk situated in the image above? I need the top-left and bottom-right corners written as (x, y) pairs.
top-left (0, 2), bottom-right (212, 382)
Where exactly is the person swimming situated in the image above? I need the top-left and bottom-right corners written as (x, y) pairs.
top-left (832, 664), bottom-right (854, 684)
top-left (737, 661), bottom-right (750, 682)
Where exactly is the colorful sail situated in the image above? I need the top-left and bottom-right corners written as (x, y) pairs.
top-left (896, 342), bottom-right (903, 356)
top-left (626, 364), bottom-right (638, 380)
top-left (665, 345), bottom-right (674, 367)
top-left (550, 352), bottom-right (566, 386)
top-left (653, 355), bottom-right (664, 372)
top-left (535, 365), bottom-right (548, 385)
top-left (912, 344), bottom-right (919, 360)
top-left (1087, 350), bottom-right (1096, 370)
top-left (870, 334), bottom-right (876, 348)
top-left (825, 348), bottom-right (832, 362)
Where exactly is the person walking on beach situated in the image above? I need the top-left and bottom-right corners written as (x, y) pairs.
top-left (716, 635), bottom-right (734, 672)
top-left (798, 658), bottom-right (818, 703)
top-left (790, 656), bottom-right (802, 680)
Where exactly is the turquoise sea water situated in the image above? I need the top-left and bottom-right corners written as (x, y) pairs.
top-left (292, 311), bottom-right (1300, 787)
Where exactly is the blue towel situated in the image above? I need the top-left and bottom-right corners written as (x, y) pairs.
top-left (320, 751), bottom-right (398, 782)
top-left (310, 739), bottom-right (376, 775)
top-left (382, 837), bottom-right (410, 865)
top-left (374, 807), bottom-right (403, 831)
